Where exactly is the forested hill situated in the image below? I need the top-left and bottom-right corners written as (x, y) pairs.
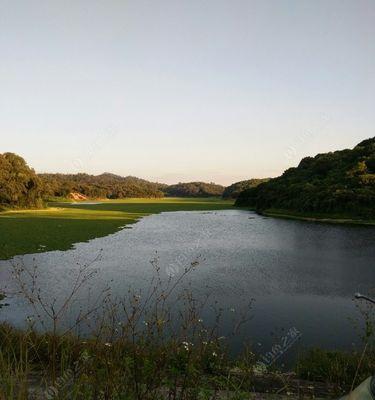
top-left (0, 153), bottom-right (228, 209)
top-left (236, 138), bottom-right (375, 218)
top-left (40, 175), bottom-right (225, 199)
top-left (222, 179), bottom-right (269, 199)
top-left (40, 173), bottom-right (167, 199)
top-left (165, 182), bottom-right (225, 197)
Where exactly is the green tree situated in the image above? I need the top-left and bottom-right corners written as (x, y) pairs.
top-left (0, 153), bottom-right (44, 209)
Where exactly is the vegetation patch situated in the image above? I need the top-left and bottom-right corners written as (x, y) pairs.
top-left (0, 198), bottom-right (234, 260)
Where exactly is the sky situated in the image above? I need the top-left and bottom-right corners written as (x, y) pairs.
top-left (1, 0), bottom-right (374, 185)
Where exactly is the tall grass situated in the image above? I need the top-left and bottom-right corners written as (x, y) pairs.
top-left (0, 257), bottom-right (257, 399)
top-left (0, 257), bottom-right (374, 399)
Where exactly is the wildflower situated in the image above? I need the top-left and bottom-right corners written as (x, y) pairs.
top-left (181, 341), bottom-right (190, 351)
top-left (104, 343), bottom-right (112, 347)
top-left (212, 351), bottom-right (217, 357)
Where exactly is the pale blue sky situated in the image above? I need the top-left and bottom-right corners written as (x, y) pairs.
top-left (1, 0), bottom-right (374, 185)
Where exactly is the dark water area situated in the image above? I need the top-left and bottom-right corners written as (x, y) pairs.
top-left (1, 210), bottom-right (374, 366)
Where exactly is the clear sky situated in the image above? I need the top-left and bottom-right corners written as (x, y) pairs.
top-left (1, 0), bottom-right (374, 185)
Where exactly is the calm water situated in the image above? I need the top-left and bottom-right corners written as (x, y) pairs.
top-left (1, 210), bottom-right (374, 364)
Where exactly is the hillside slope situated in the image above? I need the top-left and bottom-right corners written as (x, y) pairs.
top-left (40, 173), bottom-right (167, 199)
top-left (236, 138), bottom-right (375, 219)
top-left (165, 182), bottom-right (225, 197)
top-left (222, 179), bottom-right (269, 199)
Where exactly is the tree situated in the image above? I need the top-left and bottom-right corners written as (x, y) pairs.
top-left (0, 153), bottom-right (44, 208)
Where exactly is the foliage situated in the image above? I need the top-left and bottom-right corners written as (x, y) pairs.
top-left (1, 153), bottom-right (228, 206)
top-left (0, 257), bottom-right (373, 398)
top-left (0, 153), bottom-right (44, 209)
top-left (222, 179), bottom-right (269, 200)
top-left (40, 174), bottom-right (228, 201)
top-left (165, 182), bottom-right (225, 198)
top-left (40, 172), bottom-right (167, 199)
top-left (0, 258), bottom-right (256, 400)
top-left (236, 137), bottom-right (375, 219)
top-left (296, 348), bottom-right (375, 388)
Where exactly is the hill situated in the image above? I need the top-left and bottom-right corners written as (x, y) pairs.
top-left (40, 174), bottom-right (227, 200)
top-left (165, 182), bottom-right (225, 197)
top-left (40, 173), bottom-right (167, 199)
top-left (222, 179), bottom-right (269, 199)
top-left (235, 138), bottom-right (375, 219)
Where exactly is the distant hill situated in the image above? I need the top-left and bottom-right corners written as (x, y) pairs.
top-left (39, 174), bottom-right (226, 200)
top-left (236, 138), bottom-right (375, 219)
top-left (165, 182), bottom-right (225, 197)
top-left (40, 173), bottom-right (167, 199)
top-left (222, 179), bottom-right (269, 199)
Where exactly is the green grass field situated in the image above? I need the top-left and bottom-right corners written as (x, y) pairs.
top-left (0, 198), bottom-right (234, 260)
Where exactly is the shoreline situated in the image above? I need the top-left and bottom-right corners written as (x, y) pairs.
top-left (259, 209), bottom-right (375, 226)
top-left (0, 198), bottom-right (235, 260)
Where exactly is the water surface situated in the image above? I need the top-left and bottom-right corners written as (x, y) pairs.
top-left (1, 210), bottom-right (374, 364)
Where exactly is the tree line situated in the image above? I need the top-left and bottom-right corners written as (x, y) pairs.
top-left (4, 137), bottom-right (375, 217)
top-left (40, 173), bottom-right (167, 199)
top-left (0, 154), bottom-right (238, 209)
top-left (40, 175), bottom-right (228, 199)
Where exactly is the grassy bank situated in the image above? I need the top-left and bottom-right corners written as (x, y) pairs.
top-left (260, 209), bottom-right (375, 226)
top-left (0, 197), bottom-right (234, 260)
top-left (0, 323), bottom-right (373, 399)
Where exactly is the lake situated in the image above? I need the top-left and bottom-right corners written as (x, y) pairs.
top-left (0, 210), bottom-right (374, 365)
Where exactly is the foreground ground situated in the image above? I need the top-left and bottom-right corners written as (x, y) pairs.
top-left (0, 323), bottom-right (373, 400)
top-left (0, 197), bottom-right (234, 260)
